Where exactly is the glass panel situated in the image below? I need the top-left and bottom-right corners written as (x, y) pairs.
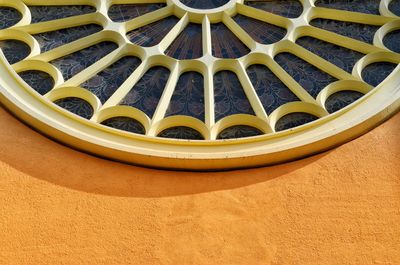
top-left (121, 66), bottom-right (170, 118)
top-left (275, 112), bottom-right (318, 131)
top-left (217, 125), bottom-right (263, 139)
top-left (244, 0), bottom-right (303, 18)
top-left (275, 52), bottom-right (337, 98)
top-left (310, 19), bottom-right (380, 44)
top-left (0, 7), bottom-right (21, 29)
top-left (127, 16), bottom-right (179, 47)
top-left (28, 5), bottom-right (96, 23)
top-left (54, 97), bottom-right (94, 119)
top-left (166, 72), bottom-right (205, 121)
top-left (19, 70), bottom-right (54, 95)
top-left (158, 126), bottom-right (204, 140)
top-left (34, 24), bottom-right (103, 53)
top-left (233, 15), bottom-right (286, 45)
top-left (211, 23), bottom-right (250, 59)
top-left (362, 62), bottom-right (397, 87)
top-left (108, 4), bottom-right (166, 22)
top-left (81, 56), bottom-right (142, 103)
top-left (383, 30), bottom-right (400, 53)
top-left (247, 64), bottom-right (299, 114)
top-left (101, 117), bottom-right (145, 134)
top-left (165, 23), bottom-right (203, 60)
top-left (51, 41), bottom-right (118, 80)
top-left (214, 70), bottom-right (254, 121)
top-left (179, 0), bottom-right (230, 9)
top-left (389, 0), bottom-right (400, 16)
top-left (0, 40), bottom-right (30, 64)
top-left (315, 0), bottom-right (380, 15)
top-left (325, 90), bottom-right (364, 113)
top-left (296, 36), bottom-right (364, 73)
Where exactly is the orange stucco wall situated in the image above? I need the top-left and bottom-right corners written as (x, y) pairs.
top-left (0, 106), bottom-right (399, 265)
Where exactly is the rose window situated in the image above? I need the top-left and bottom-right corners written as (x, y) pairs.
top-left (0, 0), bottom-right (399, 170)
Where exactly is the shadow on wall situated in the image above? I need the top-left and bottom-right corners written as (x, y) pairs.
top-left (0, 107), bottom-right (328, 198)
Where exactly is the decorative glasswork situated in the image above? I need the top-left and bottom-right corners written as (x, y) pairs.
top-left (325, 91), bottom-right (364, 113)
top-left (179, 0), bottom-right (230, 9)
top-left (28, 5), bottom-right (96, 24)
top-left (211, 23), bottom-right (250, 59)
top-left (296, 36), bottom-right (364, 73)
top-left (362, 62), bottom-right (397, 87)
top-left (315, 0), bottom-right (381, 15)
top-left (18, 70), bottom-right (54, 95)
top-left (246, 64), bottom-right (299, 114)
top-left (0, 40), bottom-right (30, 65)
top-left (233, 15), bottom-right (286, 45)
top-left (127, 16), bottom-right (179, 47)
top-left (383, 30), bottom-right (400, 53)
top-left (121, 67), bottom-right (170, 118)
top-left (166, 23), bottom-right (203, 60)
top-left (275, 113), bottom-right (319, 132)
top-left (389, 0), bottom-right (400, 16)
top-left (0, 0), bottom-right (399, 168)
top-left (0, 7), bottom-right (21, 29)
top-left (217, 125), bottom-right (263, 139)
top-left (310, 19), bottom-right (380, 44)
top-left (244, 0), bottom-right (303, 18)
top-left (101, 117), bottom-right (146, 135)
top-left (275, 52), bottom-right (337, 98)
top-left (34, 24), bottom-right (103, 53)
top-left (54, 97), bottom-right (94, 119)
top-left (108, 4), bottom-right (166, 22)
top-left (214, 70), bottom-right (254, 121)
top-left (51, 42), bottom-right (119, 81)
top-left (81, 56), bottom-right (142, 103)
top-left (158, 126), bottom-right (204, 140)
top-left (166, 72), bottom-right (205, 121)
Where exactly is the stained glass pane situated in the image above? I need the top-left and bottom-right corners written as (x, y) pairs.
top-left (108, 4), bottom-right (166, 22)
top-left (362, 62), bottom-right (397, 87)
top-left (247, 64), bottom-right (299, 114)
top-left (166, 72), bottom-right (205, 121)
top-left (244, 0), bottom-right (303, 18)
top-left (214, 70), bottom-right (254, 121)
top-left (233, 15), bottom-right (286, 45)
top-left (19, 70), bottom-right (55, 95)
top-left (211, 23), bottom-right (250, 59)
top-left (81, 56), bottom-right (142, 103)
top-left (0, 7), bottom-right (21, 29)
top-left (121, 67), bottom-right (170, 118)
top-left (28, 5), bottom-right (96, 23)
top-left (275, 52), bottom-right (337, 98)
top-left (217, 125), bottom-right (263, 139)
top-left (165, 23), bottom-right (203, 60)
top-left (101, 117), bottom-right (146, 134)
top-left (0, 40), bottom-right (30, 64)
top-left (158, 126), bottom-right (204, 140)
top-left (296, 36), bottom-right (364, 73)
top-left (275, 113), bottom-right (318, 131)
top-left (54, 97), bottom-right (94, 119)
top-left (127, 16), bottom-right (179, 47)
top-left (315, 0), bottom-right (380, 15)
top-left (325, 91), bottom-right (364, 113)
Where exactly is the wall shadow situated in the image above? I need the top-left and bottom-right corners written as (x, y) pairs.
top-left (0, 107), bottom-right (328, 198)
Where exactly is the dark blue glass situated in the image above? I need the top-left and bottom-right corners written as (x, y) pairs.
top-left (54, 97), bottom-right (94, 119)
top-left (121, 67), bottom-right (170, 118)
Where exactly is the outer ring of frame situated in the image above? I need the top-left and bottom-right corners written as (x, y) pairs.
top-left (1, 52), bottom-right (399, 171)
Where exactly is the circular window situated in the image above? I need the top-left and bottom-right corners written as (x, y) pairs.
top-left (0, 0), bottom-right (399, 170)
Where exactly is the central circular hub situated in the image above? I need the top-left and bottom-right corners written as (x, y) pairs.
top-left (179, 0), bottom-right (230, 9)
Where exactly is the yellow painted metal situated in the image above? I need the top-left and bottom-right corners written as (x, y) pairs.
top-left (0, 0), bottom-right (399, 170)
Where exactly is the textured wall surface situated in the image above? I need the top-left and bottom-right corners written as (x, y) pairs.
top-left (0, 107), bottom-right (399, 265)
